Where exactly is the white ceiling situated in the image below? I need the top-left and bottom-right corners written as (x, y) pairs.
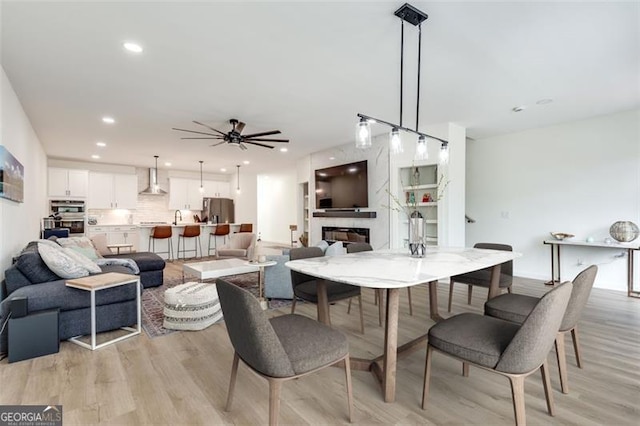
top-left (2, 1), bottom-right (638, 175)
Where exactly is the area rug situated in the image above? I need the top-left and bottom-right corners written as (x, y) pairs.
top-left (141, 272), bottom-right (291, 338)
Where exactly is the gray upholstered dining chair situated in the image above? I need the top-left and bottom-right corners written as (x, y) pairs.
top-left (423, 281), bottom-right (573, 426)
top-left (484, 264), bottom-right (597, 394)
top-left (346, 243), bottom-right (413, 325)
top-left (216, 278), bottom-right (353, 426)
top-left (448, 242), bottom-right (513, 312)
top-left (289, 246), bottom-right (364, 333)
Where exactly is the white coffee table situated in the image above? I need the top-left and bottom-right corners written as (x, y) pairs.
top-left (182, 258), bottom-right (259, 283)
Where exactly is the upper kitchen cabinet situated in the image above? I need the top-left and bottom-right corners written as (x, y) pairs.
top-left (48, 168), bottom-right (89, 198)
top-left (88, 172), bottom-right (137, 209)
top-left (203, 180), bottom-right (230, 198)
top-left (169, 178), bottom-right (204, 210)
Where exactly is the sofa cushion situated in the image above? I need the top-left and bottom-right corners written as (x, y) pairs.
top-left (38, 243), bottom-right (90, 279)
top-left (90, 234), bottom-right (112, 257)
top-left (15, 242), bottom-right (60, 285)
top-left (105, 252), bottom-right (165, 272)
top-left (325, 241), bottom-right (345, 256)
top-left (4, 266), bottom-right (33, 295)
top-left (314, 240), bottom-right (329, 253)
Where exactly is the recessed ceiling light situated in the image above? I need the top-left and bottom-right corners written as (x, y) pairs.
top-left (91, 154), bottom-right (100, 159)
top-left (123, 42), bottom-right (143, 53)
top-left (243, 160), bottom-right (250, 165)
top-left (280, 147), bottom-right (288, 153)
top-left (102, 116), bottom-right (115, 124)
top-left (164, 162), bottom-right (171, 167)
top-left (96, 141), bottom-right (106, 147)
top-left (220, 168), bottom-right (227, 172)
top-left (512, 106), bottom-right (526, 113)
top-left (329, 157), bottom-right (336, 160)
top-left (536, 98), bottom-right (553, 105)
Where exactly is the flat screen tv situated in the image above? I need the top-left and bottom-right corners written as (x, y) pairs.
top-left (315, 160), bottom-right (368, 209)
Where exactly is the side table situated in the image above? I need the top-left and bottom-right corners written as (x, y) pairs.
top-left (245, 260), bottom-right (277, 309)
top-left (8, 309), bottom-right (60, 363)
top-left (107, 243), bottom-right (134, 254)
top-left (65, 272), bottom-right (141, 350)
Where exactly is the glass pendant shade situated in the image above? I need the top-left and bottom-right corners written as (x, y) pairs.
top-left (390, 128), bottom-right (403, 154)
top-left (439, 142), bottom-right (449, 165)
top-left (355, 119), bottom-right (372, 149)
top-left (415, 135), bottom-right (428, 160)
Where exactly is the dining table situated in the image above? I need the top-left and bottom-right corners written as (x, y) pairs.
top-left (285, 246), bottom-right (521, 403)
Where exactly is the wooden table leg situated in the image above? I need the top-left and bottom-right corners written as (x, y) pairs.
top-left (316, 279), bottom-right (331, 326)
top-left (382, 288), bottom-right (400, 402)
top-left (428, 280), bottom-right (444, 322)
top-left (487, 264), bottom-right (502, 300)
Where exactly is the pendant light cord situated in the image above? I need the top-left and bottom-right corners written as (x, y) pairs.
top-left (400, 19), bottom-right (404, 127)
top-left (416, 23), bottom-right (422, 132)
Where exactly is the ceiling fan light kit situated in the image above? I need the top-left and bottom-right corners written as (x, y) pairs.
top-left (172, 118), bottom-right (289, 150)
top-left (355, 3), bottom-right (449, 165)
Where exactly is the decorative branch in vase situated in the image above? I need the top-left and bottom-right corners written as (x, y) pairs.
top-left (384, 166), bottom-right (450, 257)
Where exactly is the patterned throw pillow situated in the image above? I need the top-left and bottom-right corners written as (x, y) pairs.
top-left (57, 236), bottom-right (103, 259)
top-left (62, 247), bottom-right (102, 274)
top-left (38, 242), bottom-right (90, 279)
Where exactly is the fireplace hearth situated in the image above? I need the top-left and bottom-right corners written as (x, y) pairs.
top-left (322, 227), bottom-right (370, 245)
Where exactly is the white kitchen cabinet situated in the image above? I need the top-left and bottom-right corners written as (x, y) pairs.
top-left (169, 178), bottom-right (204, 210)
top-left (208, 180), bottom-right (230, 198)
top-left (87, 225), bottom-right (139, 251)
top-left (88, 172), bottom-right (137, 209)
top-left (48, 168), bottom-right (89, 198)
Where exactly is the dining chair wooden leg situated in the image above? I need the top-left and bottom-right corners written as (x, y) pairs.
top-left (421, 345), bottom-right (434, 409)
top-left (358, 295), bottom-right (364, 334)
top-left (555, 333), bottom-right (569, 394)
top-left (225, 352), bottom-right (240, 411)
top-left (462, 362), bottom-right (470, 377)
top-left (571, 327), bottom-right (583, 368)
top-left (344, 356), bottom-right (354, 422)
top-left (467, 284), bottom-right (473, 305)
top-left (268, 379), bottom-right (282, 426)
top-left (290, 298), bottom-right (297, 314)
top-left (377, 289), bottom-right (384, 327)
top-left (448, 281), bottom-right (454, 312)
top-left (407, 287), bottom-right (413, 316)
top-left (540, 360), bottom-right (555, 416)
top-left (508, 374), bottom-right (526, 426)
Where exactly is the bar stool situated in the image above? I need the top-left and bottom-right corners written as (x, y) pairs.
top-left (177, 225), bottom-right (202, 260)
top-left (208, 224), bottom-right (230, 256)
top-left (148, 225), bottom-right (173, 261)
top-left (238, 223), bottom-right (253, 233)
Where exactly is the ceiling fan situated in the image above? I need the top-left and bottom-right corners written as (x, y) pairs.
top-left (172, 118), bottom-right (289, 150)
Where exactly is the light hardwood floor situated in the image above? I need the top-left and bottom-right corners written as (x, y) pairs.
top-left (1, 273), bottom-right (639, 425)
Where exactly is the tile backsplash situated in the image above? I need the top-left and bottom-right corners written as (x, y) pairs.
top-left (88, 194), bottom-right (201, 225)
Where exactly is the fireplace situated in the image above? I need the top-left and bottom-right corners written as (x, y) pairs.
top-left (322, 227), bottom-right (370, 245)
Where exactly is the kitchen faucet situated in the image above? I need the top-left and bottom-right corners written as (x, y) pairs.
top-left (173, 210), bottom-right (182, 225)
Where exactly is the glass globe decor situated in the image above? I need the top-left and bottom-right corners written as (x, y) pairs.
top-left (609, 221), bottom-right (640, 242)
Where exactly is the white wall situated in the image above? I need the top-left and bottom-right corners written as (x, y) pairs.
top-left (0, 67), bottom-right (48, 280)
top-left (466, 109), bottom-right (640, 291)
top-left (233, 169), bottom-right (258, 231)
top-left (257, 170), bottom-right (297, 245)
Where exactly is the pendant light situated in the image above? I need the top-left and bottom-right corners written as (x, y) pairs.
top-left (355, 3), bottom-right (450, 165)
top-left (199, 160), bottom-right (204, 193)
top-left (236, 165), bottom-right (241, 194)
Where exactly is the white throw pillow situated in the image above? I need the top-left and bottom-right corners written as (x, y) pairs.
top-left (57, 236), bottom-right (103, 259)
top-left (325, 241), bottom-right (345, 257)
top-left (90, 234), bottom-right (112, 257)
top-left (314, 240), bottom-right (330, 253)
top-left (38, 242), bottom-right (90, 279)
top-left (63, 247), bottom-right (102, 274)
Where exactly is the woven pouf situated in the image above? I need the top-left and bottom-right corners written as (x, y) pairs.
top-left (163, 282), bottom-right (223, 331)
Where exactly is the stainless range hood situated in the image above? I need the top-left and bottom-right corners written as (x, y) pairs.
top-left (139, 156), bottom-right (167, 195)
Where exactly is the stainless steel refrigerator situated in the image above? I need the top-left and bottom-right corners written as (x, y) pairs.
top-left (202, 197), bottom-right (235, 224)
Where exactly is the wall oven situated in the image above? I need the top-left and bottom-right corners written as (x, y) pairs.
top-left (50, 200), bottom-right (86, 235)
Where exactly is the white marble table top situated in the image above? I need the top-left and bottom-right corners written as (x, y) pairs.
top-left (183, 258), bottom-right (259, 280)
top-left (286, 247), bottom-right (521, 289)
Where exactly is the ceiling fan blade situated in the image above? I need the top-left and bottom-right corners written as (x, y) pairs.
top-left (235, 121), bottom-right (246, 134)
top-left (210, 141), bottom-right (227, 147)
top-left (241, 130), bottom-right (281, 138)
top-left (181, 137), bottom-right (222, 140)
top-left (172, 128), bottom-right (220, 137)
top-left (192, 121), bottom-right (227, 136)
top-left (244, 141), bottom-right (275, 149)
top-left (238, 143), bottom-right (248, 151)
top-left (246, 138), bottom-right (289, 143)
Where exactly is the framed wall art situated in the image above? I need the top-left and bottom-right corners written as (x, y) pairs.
top-left (0, 145), bottom-right (25, 203)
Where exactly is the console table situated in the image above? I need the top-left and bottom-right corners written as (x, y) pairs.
top-left (543, 239), bottom-right (640, 298)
